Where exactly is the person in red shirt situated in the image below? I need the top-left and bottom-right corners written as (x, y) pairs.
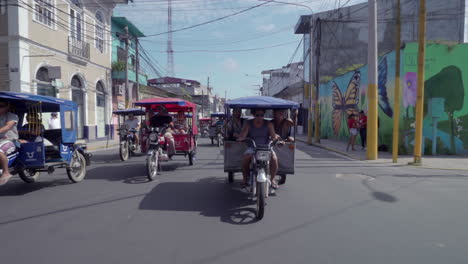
top-left (359, 110), bottom-right (367, 150)
top-left (346, 114), bottom-right (358, 151)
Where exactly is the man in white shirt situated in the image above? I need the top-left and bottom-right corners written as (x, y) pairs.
top-left (124, 113), bottom-right (140, 147)
top-left (48, 112), bottom-right (60, 129)
top-left (0, 100), bottom-right (19, 185)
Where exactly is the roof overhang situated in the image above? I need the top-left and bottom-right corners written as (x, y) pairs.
top-left (295, 15), bottom-right (312, 34)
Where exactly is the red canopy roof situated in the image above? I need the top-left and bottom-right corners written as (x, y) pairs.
top-left (134, 97), bottom-right (197, 112)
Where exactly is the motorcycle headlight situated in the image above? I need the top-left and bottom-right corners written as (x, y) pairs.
top-left (256, 151), bottom-right (271, 161)
top-left (149, 133), bottom-right (158, 141)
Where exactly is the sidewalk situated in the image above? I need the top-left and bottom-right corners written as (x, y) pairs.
top-left (296, 135), bottom-right (468, 171)
top-left (83, 139), bottom-right (120, 152)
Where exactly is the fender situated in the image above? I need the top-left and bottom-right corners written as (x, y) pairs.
top-left (256, 168), bottom-right (267, 183)
top-left (75, 147), bottom-right (91, 166)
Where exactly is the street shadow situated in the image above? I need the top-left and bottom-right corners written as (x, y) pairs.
top-left (91, 152), bottom-right (145, 165)
top-left (139, 177), bottom-right (257, 224)
top-left (0, 178), bottom-right (72, 197)
top-left (86, 163), bottom-right (149, 183)
top-left (361, 179), bottom-right (398, 203)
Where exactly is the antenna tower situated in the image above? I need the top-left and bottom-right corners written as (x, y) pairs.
top-left (167, 0), bottom-right (174, 77)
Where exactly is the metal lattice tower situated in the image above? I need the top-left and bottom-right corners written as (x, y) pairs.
top-left (167, 0), bottom-right (174, 77)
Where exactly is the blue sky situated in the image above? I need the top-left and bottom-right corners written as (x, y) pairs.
top-left (114, 0), bottom-right (366, 99)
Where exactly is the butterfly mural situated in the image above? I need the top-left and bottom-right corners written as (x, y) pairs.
top-left (332, 71), bottom-right (360, 136)
top-left (378, 57), bottom-right (393, 117)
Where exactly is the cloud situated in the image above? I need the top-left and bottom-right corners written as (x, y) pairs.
top-left (256, 23), bottom-right (276, 32)
top-left (222, 58), bottom-right (239, 72)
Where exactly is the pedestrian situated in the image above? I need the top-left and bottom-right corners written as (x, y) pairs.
top-left (48, 112), bottom-right (60, 129)
top-left (359, 110), bottom-right (367, 150)
top-left (346, 114), bottom-right (358, 151)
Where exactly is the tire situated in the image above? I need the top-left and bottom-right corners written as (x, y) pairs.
top-left (211, 137), bottom-right (214, 145)
top-left (189, 152), bottom-right (194, 166)
top-left (67, 151), bottom-right (87, 183)
top-left (228, 172), bottom-right (234, 183)
top-left (119, 141), bottom-right (129, 161)
top-left (216, 136), bottom-right (220, 147)
top-left (146, 150), bottom-right (159, 181)
top-left (18, 169), bottom-right (40, 183)
top-left (256, 181), bottom-right (266, 220)
top-left (278, 174), bottom-right (287, 185)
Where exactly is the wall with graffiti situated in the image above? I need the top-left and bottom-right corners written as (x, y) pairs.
top-left (319, 42), bottom-right (468, 155)
top-left (319, 50), bottom-right (399, 150)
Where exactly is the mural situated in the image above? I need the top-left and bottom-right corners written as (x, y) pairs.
top-left (319, 43), bottom-right (468, 155)
top-left (320, 51), bottom-right (398, 149)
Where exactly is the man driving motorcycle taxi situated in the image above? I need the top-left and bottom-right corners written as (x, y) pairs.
top-left (237, 109), bottom-right (282, 189)
top-left (124, 113), bottom-right (140, 147)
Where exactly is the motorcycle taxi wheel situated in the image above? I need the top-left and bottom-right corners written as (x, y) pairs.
top-left (67, 151), bottom-right (87, 183)
top-left (228, 172), bottom-right (234, 183)
top-left (256, 181), bottom-right (266, 220)
top-left (278, 174), bottom-right (287, 185)
top-left (147, 151), bottom-right (159, 181)
top-left (188, 152), bottom-right (194, 166)
top-left (18, 169), bottom-right (40, 183)
top-left (119, 141), bottom-right (129, 161)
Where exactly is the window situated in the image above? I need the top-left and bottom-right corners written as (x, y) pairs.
top-left (70, 8), bottom-right (83, 41)
top-left (95, 11), bottom-right (105, 53)
top-left (64, 111), bottom-right (74, 130)
top-left (96, 82), bottom-right (105, 107)
top-left (130, 54), bottom-right (135, 69)
top-left (34, 0), bottom-right (55, 28)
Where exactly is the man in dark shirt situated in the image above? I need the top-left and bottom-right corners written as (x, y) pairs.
top-left (359, 110), bottom-right (367, 150)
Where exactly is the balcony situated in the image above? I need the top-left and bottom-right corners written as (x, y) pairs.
top-left (68, 37), bottom-right (90, 61)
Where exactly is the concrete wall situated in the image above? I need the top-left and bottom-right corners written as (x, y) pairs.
top-left (311, 0), bottom-right (466, 80)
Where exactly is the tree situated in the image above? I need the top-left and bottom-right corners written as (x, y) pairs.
top-left (425, 66), bottom-right (465, 154)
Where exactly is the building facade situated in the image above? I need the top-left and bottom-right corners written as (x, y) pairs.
top-left (111, 16), bottom-right (147, 111)
top-left (0, 0), bottom-right (127, 140)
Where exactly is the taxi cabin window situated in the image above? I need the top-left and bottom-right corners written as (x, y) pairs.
top-left (64, 111), bottom-right (73, 130)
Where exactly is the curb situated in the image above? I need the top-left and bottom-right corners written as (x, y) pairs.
top-left (297, 138), bottom-right (468, 171)
top-left (86, 142), bottom-right (120, 152)
top-left (296, 138), bottom-right (363, 160)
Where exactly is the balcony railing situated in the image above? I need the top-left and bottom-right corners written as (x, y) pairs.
top-left (68, 37), bottom-right (90, 60)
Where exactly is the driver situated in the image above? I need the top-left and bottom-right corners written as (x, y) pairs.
top-left (237, 109), bottom-right (281, 189)
top-left (124, 113), bottom-right (140, 148)
top-left (0, 100), bottom-right (19, 185)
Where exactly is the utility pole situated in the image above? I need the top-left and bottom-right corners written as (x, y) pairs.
top-left (124, 25), bottom-right (130, 108)
top-left (412, 0), bottom-right (427, 165)
top-left (392, 0), bottom-right (402, 163)
top-left (202, 89), bottom-right (205, 117)
top-left (207, 77), bottom-right (210, 115)
top-left (135, 36), bottom-right (140, 101)
top-left (307, 19), bottom-right (314, 145)
top-left (314, 18), bottom-right (321, 143)
top-left (366, 0), bottom-right (378, 160)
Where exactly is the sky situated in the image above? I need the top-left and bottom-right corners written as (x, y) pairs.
top-left (114, 0), bottom-right (367, 99)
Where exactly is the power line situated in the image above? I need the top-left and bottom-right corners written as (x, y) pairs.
top-left (143, 0), bottom-right (275, 37)
top-left (144, 40), bottom-right (299, 53)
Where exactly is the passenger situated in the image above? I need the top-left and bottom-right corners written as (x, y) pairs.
top-left (237, 109), bottom-right (281, 189)
top-left (150, 106), bottom-right (176, 157)
top-left (173, 110), bottom-right (189, 134)
top-left (272, 109), bottom-right (294, 142)
top-left (19, 112), bottom-right (45, 142)
top-left (225, 108), bottom-right (243, 140)
top-left (124, 113), bottom-right (140, 147)
top-left (0, 100), bottom-right (19, 185)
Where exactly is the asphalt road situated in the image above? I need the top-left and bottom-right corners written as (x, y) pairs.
top-left (1, 138), bottom-right (468, 264)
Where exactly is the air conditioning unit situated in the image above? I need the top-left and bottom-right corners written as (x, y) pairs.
top-left (113, 84), bottom-right (124, 95)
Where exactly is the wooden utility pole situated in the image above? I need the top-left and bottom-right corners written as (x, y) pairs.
top-left (307, 21), bottom-right (314, 145)
top-left (135, 36), bottom-right (140, 101)
top-left (392, 0), bottom-right (402, 163)
top-left (124, 26), bottom-right (130, 108)
top-left (412, 0), bottom-right (427, 165)
top-left (314, 18), bottom-right (321, 143)
top-left (366, 0), bottom-right (379, 160)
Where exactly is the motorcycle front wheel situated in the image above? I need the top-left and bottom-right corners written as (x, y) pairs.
top-left (18, 169), bottom-right (40, 183)
top-left (146, 150), bottom-right (159, 181)
top-left (120, 141), bottom-right (129, 161)
top-left (256, 181), bottom-right (266, 220)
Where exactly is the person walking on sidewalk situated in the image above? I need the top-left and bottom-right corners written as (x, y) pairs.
top-left (359, 110), bottom-right (367, 150)
top-left (346, 114), bottom-right (358, 151)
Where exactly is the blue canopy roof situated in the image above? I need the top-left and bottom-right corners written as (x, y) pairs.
top-left (0, 91), bottom-right (77, 111)
top-left (113, 108), bottom-right (145, 116)
top-left (210, 112), bottom-right (225, 117)
top-left (225, 96), bottom-right (299, 109)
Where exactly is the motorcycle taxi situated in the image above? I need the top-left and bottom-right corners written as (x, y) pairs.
top-left (113, 108), bottom-right (145, 161)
